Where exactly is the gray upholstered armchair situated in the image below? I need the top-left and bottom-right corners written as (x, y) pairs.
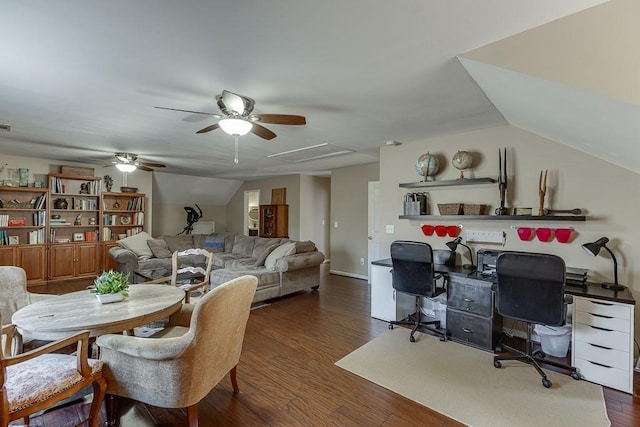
top-left (0, 266), bottom-right (59, 353)
top-left (97, 274), bottom-right (258, 426)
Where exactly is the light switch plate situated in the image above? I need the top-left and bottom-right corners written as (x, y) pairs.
top-left (386, 224), bottom-right (394, 234)
top-left (465, 230), bottom-right (504, 244)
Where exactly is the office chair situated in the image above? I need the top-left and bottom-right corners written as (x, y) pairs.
top-left (388, 241), bottom-right (447, 343)
top-left (493, 251), bottom-right (580, 388)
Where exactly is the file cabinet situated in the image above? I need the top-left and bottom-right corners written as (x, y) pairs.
top-left (572, 296), bottom-right (634, 393)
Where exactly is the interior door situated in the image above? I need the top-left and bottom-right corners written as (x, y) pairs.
top-left (367, 181), bottom-right (381, 283)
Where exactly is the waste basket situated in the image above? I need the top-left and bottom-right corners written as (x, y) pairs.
top-left (534, 324), bottom-right (571, 357)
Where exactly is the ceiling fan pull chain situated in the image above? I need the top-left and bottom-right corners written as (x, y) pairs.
top-left (234, 134), bottom-right (239, 164)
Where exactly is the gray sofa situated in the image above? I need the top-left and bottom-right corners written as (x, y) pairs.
top-left (108, 232), bottom-right (325, 303)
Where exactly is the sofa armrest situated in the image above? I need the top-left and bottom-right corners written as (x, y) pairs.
top-left (274, 251), bottom-right (325, 272)
top-left (108, 246), bottom-right (140, 279)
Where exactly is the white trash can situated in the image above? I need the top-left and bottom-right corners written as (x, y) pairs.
top-left (534, 324), bottom-right (572, 357)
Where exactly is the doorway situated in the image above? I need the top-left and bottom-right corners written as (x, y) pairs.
top-left (244, 190), bottom-right (260, 236)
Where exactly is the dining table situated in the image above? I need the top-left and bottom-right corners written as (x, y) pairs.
top-left (12, 284), bottom-right (185, 341)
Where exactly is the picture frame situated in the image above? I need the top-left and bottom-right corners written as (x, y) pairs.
top-left (8, 236), bottom-right (19, 245)
top-left (73, 232), bottom-right (85, 242)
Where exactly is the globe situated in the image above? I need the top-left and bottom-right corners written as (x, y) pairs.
top-left (416, 153), bottom-right (440, 181)
top-left (452, 150), bottom-right (473, 179)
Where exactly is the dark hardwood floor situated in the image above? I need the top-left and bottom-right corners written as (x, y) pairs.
top-left (20, 264), bottom-right (640, 426)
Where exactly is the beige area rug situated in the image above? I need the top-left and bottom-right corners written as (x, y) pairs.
top-left (336, 328), bottom-right (610, 427)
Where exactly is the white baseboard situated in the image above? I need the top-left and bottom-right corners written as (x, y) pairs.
top-left (329, 270), bottom-right (368, 281)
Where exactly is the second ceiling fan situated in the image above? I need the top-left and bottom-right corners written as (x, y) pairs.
top-left (155, 90), bottom-right (306, 140)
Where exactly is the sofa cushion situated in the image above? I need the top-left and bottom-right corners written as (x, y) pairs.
top-left (264, 242), bottom-right (296, 271)
top-left (252, 237), bottom-right (281, 258)
top-left (295, 240), bottom-right (316, 254)
top-left (162, 235), bottom-right (194, 253)
top-left (211, 267), bottom-right (280, 289)
top-left (147, 238), bottom-right (173, 259)
top-left (232, 235), bottom-right (255, 256)
top-left (254, 242), bottom-right (280, 267)
top-left (117, 231), bottom-right (154, 260)
top-left (203, 234), bottom-right (226, 253)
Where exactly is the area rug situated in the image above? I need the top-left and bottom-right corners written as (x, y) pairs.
top-left (336, 328), bottom-right (610, 427)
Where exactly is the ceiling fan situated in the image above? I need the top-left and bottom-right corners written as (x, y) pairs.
top-left (155, 90), bottom-right (306, 140)
top-left (112, 152), bottom-right (166, 172)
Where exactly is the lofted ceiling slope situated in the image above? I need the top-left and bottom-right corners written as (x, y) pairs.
top-left (0, 1), bottom-right (612, 180)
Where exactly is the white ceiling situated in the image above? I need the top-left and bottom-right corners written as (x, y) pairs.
top-left (0, 1), bottom-right (611, 180)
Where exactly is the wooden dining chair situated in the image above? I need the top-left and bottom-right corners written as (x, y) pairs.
top-left (146, 248), bottom-right (214, 303)
top-left (1, 317), bottom-right (107, 426)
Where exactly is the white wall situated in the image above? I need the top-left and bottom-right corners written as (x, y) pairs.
top-left (378, 125), bottom-right (640, 338)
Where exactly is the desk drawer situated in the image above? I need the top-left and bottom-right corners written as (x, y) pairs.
top-left (447, 310), bottom-right (494, 350)
top-left (574, 357), bottom-right (631, 393)
top-left (574, 298), bottom-right (631, 320)
top-left (574, 340), bottom-right (629, 370)
top-left (574, 311), bottom-right (630, 333)
top-left (573, 323), bottom-right (630, 352)
top-left (448, 279), bottom-right (493, 317)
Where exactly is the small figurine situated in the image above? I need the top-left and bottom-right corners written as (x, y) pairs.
top-left (74, 213), bottom-right (82, 225)
top-left (103, 175), bottom-right (113, 192)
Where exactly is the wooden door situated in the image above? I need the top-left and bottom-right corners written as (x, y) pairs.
top-left (17, 245), bottom-right (46, 283)
top-left (48, 244), bottom-right (76, 280)
top-left (76, 243), bottom-right (101, 277)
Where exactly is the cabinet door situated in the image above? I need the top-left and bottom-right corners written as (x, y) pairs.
top-left (0, 246), bottom-right (16, 266)
top-left (48, 244), bottom-right (76, 280)
top-left (17, 245), bottom-right (46, 283)
top-left (370, 264), bottom-right (413, 321)
top-left (76, 243), bottom-right (101, 277)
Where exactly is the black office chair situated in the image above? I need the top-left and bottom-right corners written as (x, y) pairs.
top-left (388, 241), bottom-right (447, 343)
top-left (493, 251), bottom-right (580, 388)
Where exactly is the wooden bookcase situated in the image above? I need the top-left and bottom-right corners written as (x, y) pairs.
top-left (102, 192), bottom-right (146, 271)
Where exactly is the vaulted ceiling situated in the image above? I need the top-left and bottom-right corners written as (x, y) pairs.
top-left (3, 0), bottom-right (631, 181)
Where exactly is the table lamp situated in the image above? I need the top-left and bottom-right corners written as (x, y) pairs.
top-left (581, 237), bottom-right (625, 291)
top-left (446, 237), bottom-right (476, 271)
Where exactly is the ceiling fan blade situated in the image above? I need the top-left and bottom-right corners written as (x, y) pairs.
top-left (138, 165), bottom-right (154, 172)
top-left (155, 106), bottom-right (221, 117)
top-left (250, 123), bottom-right (276, 140)
top-left (139, 162), bottom-right (166, 168)
top-left (253, 114), bottom-right (306, 125)
top-left (196, 123), bottom-right (220, 134)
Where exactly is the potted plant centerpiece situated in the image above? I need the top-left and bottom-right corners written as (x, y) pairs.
top-left (91, 270), bottom-right (130, 304)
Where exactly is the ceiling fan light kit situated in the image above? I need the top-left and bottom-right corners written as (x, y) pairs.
top-left (219, 118), bottom-right (252, 136)
top-left (115, 163), bottom-right (137, 173)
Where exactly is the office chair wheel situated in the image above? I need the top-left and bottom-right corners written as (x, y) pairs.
top-left (542, 378), bottom-right (552, 388)
top-left (493, 360), bottom-right (502, 368)
top-left (410, 334), bottom-right (416, 343)
top-left (494, 344), bottom-right (503, 352)
top-left (388, 324), bottom-right (394, 330)
top-left (571, 371), bottom-right (581, 380)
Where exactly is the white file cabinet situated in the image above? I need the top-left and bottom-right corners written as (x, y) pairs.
top-left (572, 296), bottom-right (634, 393)
top-left (370, 264), bottom-right (414, 322)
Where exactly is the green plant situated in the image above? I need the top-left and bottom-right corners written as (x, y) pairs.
top-left (91, 270), bottom-right (130, 297)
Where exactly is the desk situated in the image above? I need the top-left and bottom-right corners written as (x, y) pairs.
top-left (370, 258), bottom-right (636, 393)
top-left (12, 284), bottom-right (185, 341)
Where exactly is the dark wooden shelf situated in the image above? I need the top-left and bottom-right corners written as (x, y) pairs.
top-left (399, 177), bottom-right (496, 188)
top-left (398, 215), bottom-right (586, 221)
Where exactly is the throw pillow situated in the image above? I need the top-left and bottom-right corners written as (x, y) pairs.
top-left (117, 231), bottom-right (154, 260)
top-left (295, 240), bottom-right (316, 253)
top-left (254, 242), bottom-right (281, 267)
top-left (146, 238), bottom-right (173, 258)
top-left (264, 242), bottom-right (296, 271)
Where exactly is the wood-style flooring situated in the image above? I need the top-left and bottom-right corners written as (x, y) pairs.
top-left (20, 264), bottom-right (640, 426)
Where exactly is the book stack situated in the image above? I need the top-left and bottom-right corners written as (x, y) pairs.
top-left (566, 266), bottom-right (589, 288)
top-left (8, 218), bottom-right (26, 227)
top-left (84, 230), bottom-right (97, 242)
top-left (0, 215), bottom-right (9, 226)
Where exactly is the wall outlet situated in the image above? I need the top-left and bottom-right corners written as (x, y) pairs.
top-left (465, 230), bottom-right (504, 244)
top-left (360, 257), bottom-right (365, 265)
top-left (386, 224), bottom-right (394, 234)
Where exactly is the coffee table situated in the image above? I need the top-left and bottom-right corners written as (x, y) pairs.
top-left (12, 284), bottom-right (185, 341)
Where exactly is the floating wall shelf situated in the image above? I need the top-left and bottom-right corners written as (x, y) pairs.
top-left (399, 177), bottom-right (497, 188)
top-left (398, 215), bottom-right (586, 221)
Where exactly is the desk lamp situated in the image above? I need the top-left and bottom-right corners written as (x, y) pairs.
top-left (581, 237), bottom-right (625, 291)
top-left (446, 237), bottom-right (476, 271)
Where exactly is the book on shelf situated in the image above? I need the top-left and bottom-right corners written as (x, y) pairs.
top-left (8, 219), bottom-right (26, 227)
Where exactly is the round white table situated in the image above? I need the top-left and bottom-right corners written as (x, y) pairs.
top-left (12, 285), bottom-right (185, 340)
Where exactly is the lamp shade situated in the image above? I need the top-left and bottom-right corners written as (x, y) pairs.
top-left (219, 118), bottom-right (252, 136)
top-left (446, 237), bottom-right (461, 251)
top-left (115, 163), bottom-right (136, 173)
top-left (581, 237), bottom-right (609, 257)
